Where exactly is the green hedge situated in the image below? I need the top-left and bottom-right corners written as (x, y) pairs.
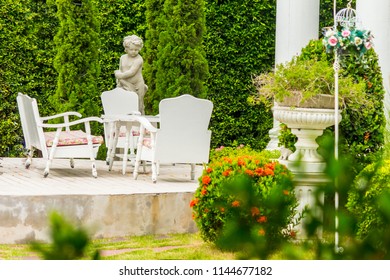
top-left (204, 0), bottom-right (276, 150)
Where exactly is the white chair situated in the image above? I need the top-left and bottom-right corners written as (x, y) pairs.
top-left (100, 88), bottom-right (141, 172)
top-left (17, 93), bottom-right (104, 178)
top-left (133, 94), bottom-right (213, 183)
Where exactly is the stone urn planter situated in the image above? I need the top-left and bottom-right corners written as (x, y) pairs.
top-left (273, 95), bottom-right (342, 239)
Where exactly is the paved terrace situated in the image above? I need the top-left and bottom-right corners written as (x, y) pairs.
top-left (0, 157), bottom-right (201, 244)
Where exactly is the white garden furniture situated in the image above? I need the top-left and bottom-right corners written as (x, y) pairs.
top-left (17, 93), bottom-right (103, 178)
top-left (101, 88), bottom-right (141, 172)
top-left (133, 94), bottom-right (213, 183)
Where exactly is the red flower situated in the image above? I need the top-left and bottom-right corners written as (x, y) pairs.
top-left (251, 207), bottom-right (260, 217)
top-left (201, 188), bottom-right (207, 196)
top-left (255, 168), bottom-right (264, 176)
top-left (245, 169), bottom-right (254, 176)
top-left (283, 190), bottom-right (289, 196)
top-left (290, 230), bottom-right (296, 238)
top-left (258, 229), bottom-right (266, 236)
top-left (206, 167), bottom-right (213, 173)
top-left (257, 215), bottom-right (267, 223)
top-left (264, 168), bottom-right (274, 176)
top-left (190, 198), bottom-right (199, 207)
top-left (202, 175), bottom-right (211, 185)
top-left (231, 200), bottom-right (240, 207)
top-left (222, 169), bottom-right (231, 177)
top-left (220, 207), bottom-right (225, 213)
top-left (237, 158), bottom-right (246, 166)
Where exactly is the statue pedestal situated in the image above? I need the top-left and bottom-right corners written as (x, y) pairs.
top-left (274, 106), bottom-right (341, 239)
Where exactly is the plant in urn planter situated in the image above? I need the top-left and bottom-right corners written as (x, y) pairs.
top-left (252, 58), bottom-right (369, 168)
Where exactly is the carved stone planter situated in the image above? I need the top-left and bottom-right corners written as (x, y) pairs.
top-left (273, 105), bottom-right (342, 239)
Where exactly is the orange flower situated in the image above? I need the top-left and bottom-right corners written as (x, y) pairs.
top-left (265, 162), bottom-right (276, 171)
top-left (222, 169), bottom-right (231, 177)
top-left (224, 157), bottom-right (232, 163)
top-left (245, 169), bottom-right (254, 176)
top-left (264, 168), bottom-right (274, 176)
top-left (190, 198), bottom-right (199, 207)
top-left (220, 207), bottom-right (225, 213)
top-left (283, 190), bottom-right (289, 196)
top-left (206, 167), bottom-right (213, 173)
top-left (202, 175), bottom-right (211, 185)
top-left (290, 230), bottom-right (296, 238)
top-left (255, 168), bottom-right (264, 176)
top-left (251, 207), bottom-right (260, 217)
top-left (201, 188), bottom-right (207, 196)
top-left (231, 200), bottom-right (240, 207)
top-left (257, 215), bottom-right (267, 223)
top-left (237, 158), bottom-right (246, 166)
top-left (258, 229), bottom-right (266, 236)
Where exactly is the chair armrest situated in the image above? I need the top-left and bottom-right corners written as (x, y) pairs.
top-left (39, 117), bottom-right (103, 129)
top-left (40, 112), bottom-right (82, 121)
top-left (133, 116), bottom-right (158, 133)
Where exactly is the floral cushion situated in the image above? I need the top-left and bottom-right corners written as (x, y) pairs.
top-left (142, 137), bottom-right (152, 149)
top-left (117, 126), bottom-right (149, 137)
top-left (45, 130), bottom-right (104, 147)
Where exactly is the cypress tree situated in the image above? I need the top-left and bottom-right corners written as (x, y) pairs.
top-left (143, 0), bottom-right (164, 114)
top-left (50, 0), bottom-right (100, 120)
top-left (153, 0), bottom-right (208, 113)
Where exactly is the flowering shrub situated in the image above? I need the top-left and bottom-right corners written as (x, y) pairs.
top-left (322, 26), bottom-right (373, 58)
top-left (190, 145), bottom-right (298, 247)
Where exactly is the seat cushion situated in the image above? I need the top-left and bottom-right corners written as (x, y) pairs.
top-left (45, 130), bottom-right (104, 147)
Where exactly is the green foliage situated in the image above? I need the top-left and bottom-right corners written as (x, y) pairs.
top-left (143, 0), bottom-right (164, 114)
top-left (205, 0), bottom-right (276, 150)
top-left (31, 212), bottom-right (99, 260)
top-left (347, 160), bottom-right (390, 240)
top-left (253, 57), bottom-right (368, 108)
top-left (0, 0), bottom-right (58, 156)
top-left (190, 145), bottom-right (298, 253)
top-left (50, 0), bottom-right (101, 124)
top-left (151, 0), bottom-right (208, 113)
top-left (278, 39), bottom-right (385, 175)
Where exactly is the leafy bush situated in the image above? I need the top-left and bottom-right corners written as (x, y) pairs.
top-left (190, 145), bottom-right (298, 250)
top-left (347, 160), bottom-right (390, 239)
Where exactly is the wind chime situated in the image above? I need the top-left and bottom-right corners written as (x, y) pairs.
top-left (322, 0), bottom-right (373, 253)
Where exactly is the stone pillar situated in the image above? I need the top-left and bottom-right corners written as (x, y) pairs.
top-left (357, 0), bottom-right (390, 130)
top-left (266, 0), bottom-right (320, 150)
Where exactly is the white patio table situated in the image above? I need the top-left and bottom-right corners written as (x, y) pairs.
top-left (102, 114), bottom-right (160, 175)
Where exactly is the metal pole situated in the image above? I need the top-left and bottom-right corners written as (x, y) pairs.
top-left (333, 0), bottom-right (341, 254)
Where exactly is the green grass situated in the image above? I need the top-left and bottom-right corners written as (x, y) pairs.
top-left (0, 233), bottom-right (237, 260)
top-left (0, 232), bottom-right (345, 260)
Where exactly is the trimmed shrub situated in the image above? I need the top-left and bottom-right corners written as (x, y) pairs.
top-left (190, 145), bottom-right (297, 250)
top-left (204, 0), bottom-right (276, 150)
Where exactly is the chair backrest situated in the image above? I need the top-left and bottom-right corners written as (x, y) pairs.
top-left (17, 93), bottom-right (48, 157)
top-left (101, 88), bottom-right (139, 115)
top-left (156, 94), bottom-right (213, 163)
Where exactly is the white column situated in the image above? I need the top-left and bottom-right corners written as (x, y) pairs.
top-left (267, 0), bottom-right (320, 150)
top-left (357, 0), bottom-right (390, 131)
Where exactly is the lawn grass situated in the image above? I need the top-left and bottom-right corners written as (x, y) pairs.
top-left (0, 232), bottom-right (340, 260)
top-left (0, 233), bottom-right (237, 260)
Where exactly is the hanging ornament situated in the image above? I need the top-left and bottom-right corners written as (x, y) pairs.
top-left (322, 1), bottom-right (373, 58)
